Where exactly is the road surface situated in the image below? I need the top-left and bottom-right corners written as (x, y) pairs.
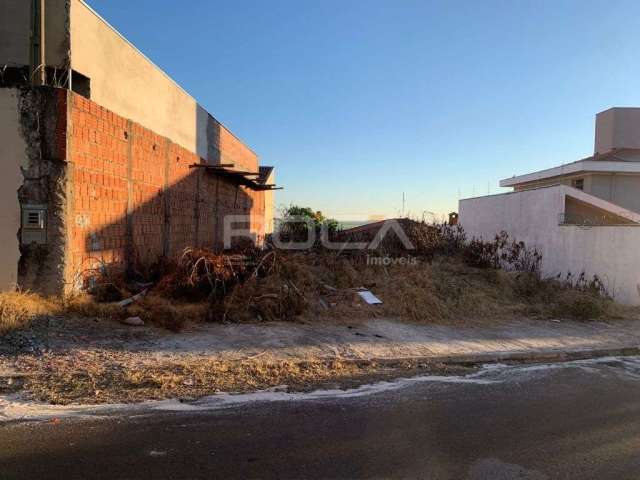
top-left (2, 357), bottom-right (640, 479)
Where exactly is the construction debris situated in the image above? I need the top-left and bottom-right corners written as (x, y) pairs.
top-left (358, 290), bottom-right (383, 305)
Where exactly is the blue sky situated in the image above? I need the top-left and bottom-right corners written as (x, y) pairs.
top-left (88, 0), bottom-right (640, 221)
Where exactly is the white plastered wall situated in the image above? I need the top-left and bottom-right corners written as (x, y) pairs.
top-left (69, 0), bottom-right (257, 171)
top-left (459, 186), bottom-right (640, 305)
top-left (70, 0), bottom-right (198, 155)
top-left (264, 170), bottom-right (276, 235)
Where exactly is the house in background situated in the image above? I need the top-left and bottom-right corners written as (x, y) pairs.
top-left (460, 108), bottom-right (640, 305)
top-left (0, 0), bottom-right (279, 294)
top-left (501, 108), bottom-right (640, 224)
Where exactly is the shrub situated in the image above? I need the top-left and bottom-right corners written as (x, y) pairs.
top-left (462, 231), bottom-right (542, 274)
top-left (552, 290), bottom-right (610, 320)
top-left (277, 205), bottom-right (339, 243)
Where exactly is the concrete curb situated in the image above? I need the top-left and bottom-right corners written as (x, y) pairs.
top-left (342, 346), bottom-right (640, 368)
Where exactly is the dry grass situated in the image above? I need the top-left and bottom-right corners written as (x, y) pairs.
top-left (374, 259), bottom-right (523, 323)
top-left (127, 296), bottom-right (209, 332)
top-left (0, 292), bottom-right (58, 335)
top-left (0, 291), bottom-right (210, 335)
top-left (218, 251), bottom-right (637, 324)
top-left (62, 293), bottom-right (126, 319)
top-left (2, 241), bottom-right (638, 336)
top-left (15, 351), bottom-right (383, 405)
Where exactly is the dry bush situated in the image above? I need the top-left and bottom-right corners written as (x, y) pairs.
top-left (215, 250), bottom-right (528, 325)
top-left (155, 247), bottom-right (255, 301)
top-left (494, 270), bottom-right (626, 321)
top-left (462, 231), bottom-right (542, 272)
top-left (550, 289), bottom-right (611, 320)
top-left (212, 245), bottom-right (628, 325)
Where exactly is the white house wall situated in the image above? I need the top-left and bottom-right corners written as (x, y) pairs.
top-left (459, 186), bottom-right (640, 305)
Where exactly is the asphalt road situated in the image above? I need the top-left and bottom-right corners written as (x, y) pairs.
top-left (2, 357), bottom-right (640, 479)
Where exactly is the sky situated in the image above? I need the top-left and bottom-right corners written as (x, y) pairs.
top-left (87, 0), bottom-right (640, 221)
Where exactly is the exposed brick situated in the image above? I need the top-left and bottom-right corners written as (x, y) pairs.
top-left (66, 91), bottom-right (266, 282)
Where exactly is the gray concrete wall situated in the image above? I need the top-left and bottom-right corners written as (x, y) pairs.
top-left (0, 89), bottom-right (27, 289)
top-left (460, 186), bottom-right (640, 305)
top-left (0, 0), bottom-right (31, 66)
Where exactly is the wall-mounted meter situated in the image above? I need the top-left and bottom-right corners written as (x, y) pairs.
top-left (21, 205), bottom-right (47, 245)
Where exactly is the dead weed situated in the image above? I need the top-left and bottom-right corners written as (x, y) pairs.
top-left (0, 292), bottom-right (58, 334)
top-left (17, 352), bottom-right (374, 405)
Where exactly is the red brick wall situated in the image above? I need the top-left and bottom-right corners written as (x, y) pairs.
top-left (66, 91), bottom-right (265, 285)
top-left (215, 121), bottom-right (259, 172)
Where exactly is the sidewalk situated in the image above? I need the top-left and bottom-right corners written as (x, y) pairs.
top-left (143, 317), bottom-right (640, 364)
top-left (8, 316), bottom-right (638, 365)
top-left (1, 316), bottom-right (639, 412)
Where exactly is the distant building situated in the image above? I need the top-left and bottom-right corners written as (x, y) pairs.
top-left (460, 108), bottom-right (640, 305)
top-left (0, 0), bottom-right (279, 294)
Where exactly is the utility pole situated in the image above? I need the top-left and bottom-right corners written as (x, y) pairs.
top-left (30, 0), bottom-right (46, 86)
top-left (402, 192), bottom-right (406, 218)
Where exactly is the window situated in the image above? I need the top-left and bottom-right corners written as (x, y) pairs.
top-left (571, 178), bottom-right (584, 190)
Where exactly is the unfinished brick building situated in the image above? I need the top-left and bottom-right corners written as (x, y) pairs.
top-left (0, 0), bottom-right (278, 294)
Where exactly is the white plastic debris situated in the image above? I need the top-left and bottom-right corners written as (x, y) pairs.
top-left (117, 289), bottom-right (149, 308)
top-left (357, 290), bottom-right (383, 305)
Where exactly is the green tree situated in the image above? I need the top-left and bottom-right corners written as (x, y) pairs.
top-left (279, 205), bottom-right (339, 241)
